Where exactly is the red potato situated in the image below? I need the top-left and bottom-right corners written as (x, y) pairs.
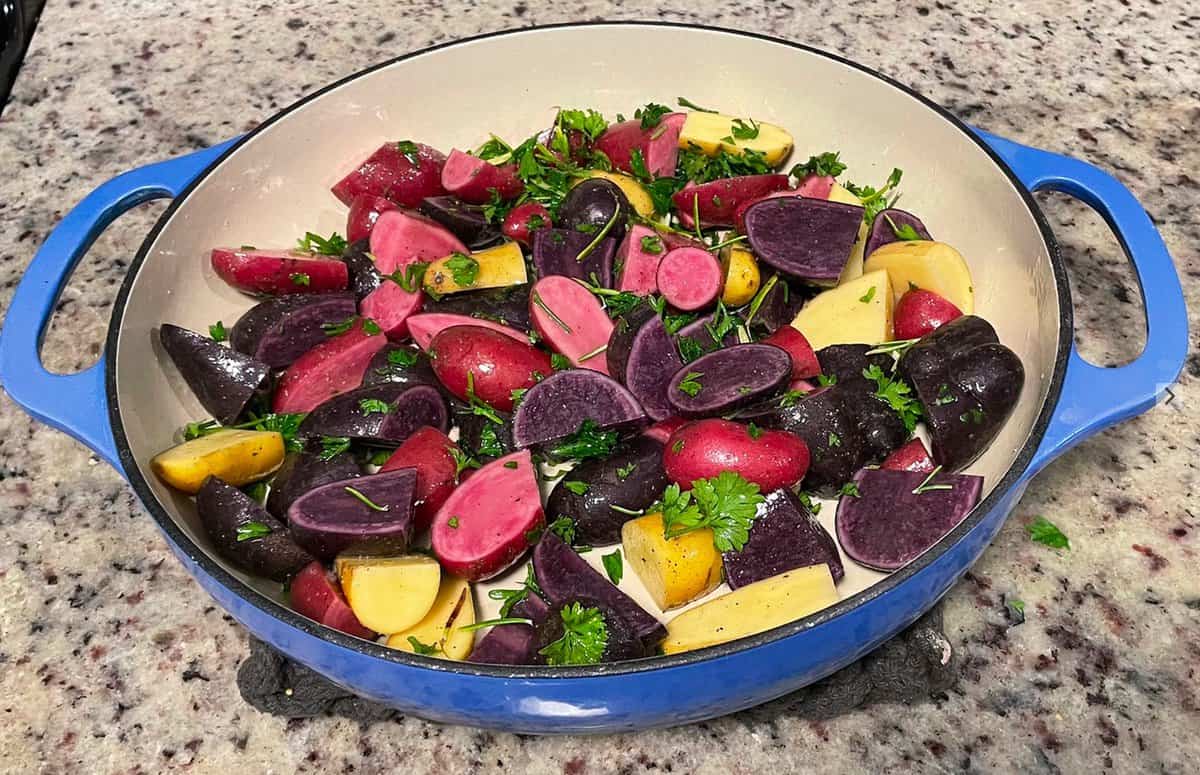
top-left (210, 249), bottom-right (348, 296)
top-left (893, 289), bottom-right (964, 340)
top-left (407, 312), bottom-right (527, 351)
top-left (501, 201), bottom-right (551, 246)
top-left (642, 416), bottom-right (689, 444)
top-left (289, 561), bottom-right (376, 639)
top-left (616, 224), bottom-right (667, 295)
top-left (656, 247), bottom-right (723, 311)
top-left (430, 450), bottom-right (544, 580)
top-left (380, 426), bottom-right (461, 532)
top-left (440, 149), bottom-right (524, 204)
top-left (673, 174), bottom-right (790, 229)
top-left (331, 141), bottom-right (447, 207)
top-left (273, 321), bottom-right (387, 413)
top-left (346, 194), bottom-right (400, 243)
top-left (664, 418), bottom-right (810, 492)
top-left (427, 325), bottom-right (553, 411)
top-left (359, 282), bottom-right (425, 340)
top-left (594, 113), bottom-right (685, 178)
top-left (880, 437), bottom-right (936, 473)
top-left (529, 276), bottom-right (614, 373)
top-left (733, 190), bottom-right (802, 234)
top-left (762, 326), bottom-right (821, 379)
top-left (795, 174), bottom-right (836, 199)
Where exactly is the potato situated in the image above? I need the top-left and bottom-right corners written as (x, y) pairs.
top-left (335, 554), bottom-right (441, 634)
top-left (423, 241), bottom-right (527, 296)
top-left (790, 269), bottom-right (893, 350)
top-left (621, 513), bottom-right (724, 611)
top-left (577, 171), bottom-right (656, 218)
top-left (678, 112), bottom-right (794, 166)
top-left (863, 240), bottom-right (975, 314)
top-left (150, 429), bottom-right (284, 494)
top-left (719, 246), bottom-right (761, 306)
top-left (661, 564), bottom-right (838, 654)
top-left (827, 183), bottom-right (868, 286)
top-left (385, 575), bottom-right (476, 659)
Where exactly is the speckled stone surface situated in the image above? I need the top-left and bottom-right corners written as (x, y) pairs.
top-left (0, 0), bottom-right (1197, 772)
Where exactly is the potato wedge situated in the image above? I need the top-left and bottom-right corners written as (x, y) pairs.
top-left (423, 241), bottom-right (527, 296)
top-left (678, 112), bottom-right (794, 165)
top-left (719, 246), bottom-right (761, 306)
top-left (621, 513), bottom-right (724, 611)
top-left (150, 429), bottom-right (284, 494)
top-left (863, 240), bottom-right (975, 314)
top-left (385, 575), bottom-right (476, 659)
top-left (791, 269), bottom-right (894, 350)
top-left (662, 564), bottom-right (838, 654)
top-left (827, 183), bottom-right (868, 286)
top-left (577, 171), bottom-right (656, 218)
top-left (336, 554), bottom-right (441, 634)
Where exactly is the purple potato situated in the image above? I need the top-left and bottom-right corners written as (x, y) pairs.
top-left (229, 293), bottom-right (358, 369)
top-left (898, 316), bottom-right (1024, 470)
top-left (265, 438), bottom-right (362, 519)
top-left (159, 324), bottom-right (269, 424)
top-left (510, 589), bottom-right (552, 623)
top-left (557, 178), bottom-right (632, 247)
top-left (606, 304), bottom-right (682, 421)
top-left (667, 343), bottom-right (791, 417)
top-left (341, 238), bottom-right (382, 299)
top-left (863, 207), bottom-right (932, 260)
top-left (532, 533), bottom-right (667, 649)
top-left (721, 488), bottom-right (843, 588)
top-left (287, 468), bottom-right (417, 560)
top-left (195, 476), bottom-right (313, 581)
top-left (298, 382), bottom-right (447, 445)
top-left (467, 622), bottom-right (540, 665)
top-left (535, 597), bottom-right (649, 663)
top-left (451, 400), bottom-right (514, 460)
top-left (744, 197), bottom-right (864, 282)
top-left (417, 195), bottom-right (503, 250)
top-left (746, 276), bottom-right (804, 335)
top-left (835, 467), bottom-right (983, 571)
top-left (545, 437), bottom-right (668, 546)
top-left (359, 343), bottom-right (439, 389)
top-left (425, 285), bottom-right (532, 331)
top-left (532, 228), bottom-right (617, 287)
top-left (511, 369), bottom-right (647, 451)
top-left (816, 344), bottom-right (910, 459)
top-left (673, 309), bottom-right (739, 356)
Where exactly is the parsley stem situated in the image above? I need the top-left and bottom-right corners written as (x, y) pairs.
top-left (677, 96), bottom-right (717, 113)
top-left (691, 193), bottom-right (703, 241)
top-left (531, 291), bottom-right (573, 334)
top-left (743, 273), bottom-right (779, 327)
top-left (575, 209), bottom-right (621, 263)
top-left (609, 504), bottom-right (643, 516)
top-left (865, 338), bottom-right (920, 357)
top-left (571, 277), bottom-right (622, 297)
top-left (457, 617), bottom-right (533, 632)
top-left (630, 213), bottom-right (697, 240)
top-left (911, 466), bottom-right (954, 495)
top-left (578, 344), bottom-right (607, 362)
top-left (709, 234), bottom-right (748, 252)
top-left (343, 486), bottom-right (389, 511)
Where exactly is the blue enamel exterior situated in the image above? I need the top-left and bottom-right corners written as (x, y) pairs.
top-left (0, 121), bottom-right (1186, 731)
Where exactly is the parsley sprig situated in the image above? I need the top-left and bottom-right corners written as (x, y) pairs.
top-left (656, 471), bottom-right (765, 552)
top-left (844, 168), bottom-right (904, 227)
top-left (547, 419), bottom-right (618, 462)
top-left (538, 602), bottom-right (608, 666)
top-left (863, 364), bottom-right (923, 433)
top-left (296, 231), bottom-right (348, 256)
top-left (790, 151), bottom-right (847, 179)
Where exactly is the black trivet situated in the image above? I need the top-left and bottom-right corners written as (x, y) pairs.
top-left (236, 605), bottom-right (955, 725)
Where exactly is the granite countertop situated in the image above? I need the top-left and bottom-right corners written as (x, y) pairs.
top-left (1, 0), bottom-right (1197, 771)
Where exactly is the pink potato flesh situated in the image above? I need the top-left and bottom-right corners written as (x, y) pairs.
top-left (331, 142), bottom-right (447, 207)
top-left (663, 418), bottom-right (811, 492)
top-left (210, 249), bottom-right (349, 296)
top-left (593, 113), bottom-right (685, 178)
top-left (440, 149), bottom-right (524, 204)
top-left (427, 325), bottom-right (553, 411)
top-left (346, 194), bottom-right (400, 243)
top-left (430, 450), bottom-right (544, 580)
top-left (762, 326), bottom-right (821, 379)
top-left (642, 416), bottom-right (689, 444)
top-left (529, 276), bottom-right (614, 374)
top-left (272, 321), bottom-right (388, 413)
top-left (359, 282), bottom-right (424, 340)
top-left (407, 312), bottom-right (528, 351)
top-left (656, 246), bottom-right (723, 311)
top-left (289, 561), bottom-right (376, 639)
top-left (615, 224), bottom-right (667, 295)
top-left (880, 438), bottom-right (936, 473)
top-left (673, 174), bottom-right (790, 229)
top-left (795, 174), bottom-right (836, 199)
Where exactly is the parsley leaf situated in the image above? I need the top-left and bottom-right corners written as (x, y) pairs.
top-left (317, 436), bottom-right (352, 461)
top-left (475, 135), bottom-right (513, 162)
top-left (557, 108), bottom-right (608, 142)
top-left (395, 140), bottom-right (421, 165)
top-left (475, 424), bottom-right (504, 458)
top-left (386, 261), bottom-right (429, 293)
top-left (321, 316), bottom-right (358, 336)
top-left (730, 118), bottom-right (760, 140)
top-left (883, 213), bottom-right (922, 241)
top-left (816, 373), bottom-right (838, 388)
top-left (747, 422), bottom-right (764, 440)
top-left (208, 321), bottom-right (227, 342)
top-left (660, 471), bottom-right (764, 553)
top-left (779, 389), bottom-right (808, 407)
top-left (539, 602), bottom-right (608, 666)
top-left (290, 272), bottom-right (311, 287)
top-left (677, 145), bottom-right (771, 184)
top-left (602, 550), bottom-right (623, 585)
top-left (615, 461), bottom-right (636, 480)
top-left (844, 167), bottom-right (903, 227)
top-left (676, 371), bottom-right (703, 397)
top-left (246, 412), bottom-right (306, 453)
top-left (547, 516), bottom-right (577, 545)
top-left (449, 448), bottom-right (481, 479)
top-left (629, 148), bottom-right (652, 182)
top-left (789, 151), bottom-right (847, 179)
top-left (548, 419), bottom-right (618, 462)
top-left (445, 253), bottom-right (480, 287)
top-left (635, 102), bottom-right (671, 130)
top-left (1027, 516), bottom-right (1070, 550)
top-left (236, 521), bottom-right (272, 542)
top-left (487, 564), bottom-right (541, 616)
top-left (387, 347), bottom-right (419, 368)
top-left (563, 481), bottom-right (589, 496)
top-left (640, 234), bottom-right (665, 254)
top-left (296, 231), bottom-right (347, 256)
top-left (839, 482), bottom-right (861, 498)
top-left (859, 286), bottom-right (877, 303)
top-left (677, 335), bottom-right (706, 364)
top-left (406, 636), bottom-right (441, 656)
top-left (359, 398), bottom-right (391, 415)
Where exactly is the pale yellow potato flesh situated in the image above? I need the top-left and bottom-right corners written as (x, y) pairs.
top-left (662, 564), bottom-right (838, 654)
top-left (336, 555), bottom-right (442, 635)
top-left (720, 246), bottom-right (761, 306)
top-left (385, 575), bottom-right (476, 659)
top-left (423, 241), bottom-right (527, 296)
top-left (790, 269), bottom-right (894, 350)
top-left (678, 112), bottom-right (794, 165)
top-left (827, 182), bottom-right (868, 286)
top-left (150, 429), bottom-right (284, 494)
top-left (863, 240), bottom-right (976, 314)
top-left (622, 513), bottom-right (724, 611)
top-left (577, 170), bottom-right (656, 218)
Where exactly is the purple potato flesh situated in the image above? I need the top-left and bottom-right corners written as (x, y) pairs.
top-left (230, 293), bottom-right (358, 369)
top-left (159, 324), bottom-right (270, 424)
top-left (467, 623), bottom-right (540, 665)
top-left (863, 207), bottom-right (932, 260)
top-left (298, 382), bottom-right (448, 445)
top-left (265, 438), bottom-right (361, 520)
top-left (532, 228), bottom-right (617, 288)
top-left (606, 304), bottom-right (682, 422)
top-left (722, 488), bottom-right (843, 588)
top-left (674, 310), bottom-right (740, 354)
top-left (744, 197), bottom-right (865, 282)
top-left (667, 343), bottom-right (792, 417)
top-left (835, 467), bottom-right (983, 571)
top-left (510, 368), bottom-right (647, 450)
top-left (196, 476), bottom-right (313, 581)
top-left (287, 468), bottom-right (418, 560)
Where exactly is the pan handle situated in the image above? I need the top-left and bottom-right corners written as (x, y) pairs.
top-left (976, 129), bottom-right (1188, 478)
top-left (0, 141), bottom-right (237, 474)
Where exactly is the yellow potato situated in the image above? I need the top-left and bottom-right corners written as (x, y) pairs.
top-left (863, 240), bottom-right (975, 313)
top-left (827, 183), bottom-right (868, 286)
top-left (336, 554), bottom-right (441, 635)
top-left (423, 241), bottom-right (526, 296)
top-left (621, 513), bottom-right (724, 611)
top-left (662, 564), bottom-right (838, 655)
top-left (679, 112), bottom-right (794, 165)
top-left (790, 269), bottom-right (894, 350)
top-left (150, 429), bottom-right (284, 494)
top-left (577, 171), bottom-right (656, 218)
top-left (720, 246), bottom-right (761, 306)
top-left (385, 575), bottom-right (476, 659)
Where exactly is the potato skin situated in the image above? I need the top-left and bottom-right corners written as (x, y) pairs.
top-left (663, 419), bottom-right (809, 492)
top-left (151, 429), bottom-right (285, 494)
top-left (427, 325), bottom-right (552, 412)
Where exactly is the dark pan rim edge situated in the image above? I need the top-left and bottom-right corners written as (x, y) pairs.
top-left (105, 20), bottom-right (1072, 681)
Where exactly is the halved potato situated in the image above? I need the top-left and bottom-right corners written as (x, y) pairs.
top-left (150, 429), bottom-right (284, 494)
top-left (577, 170), bottom-right (656, 218)
top-left (678, 112), bottom-right (794, 165)
top-left (790, 269), bottom-right (893, 350)
top-left (662, 564), bottom-right (838, 654)
top-left (827, 183), bottom-right (868, 286)
top-left (335, 554), bottom-right (441, 635)
top-left (720, 246), bottom-right (761, 306)
top-left (863, 240), bottom-right (975, 314)
top-left (622, 513), bottom-right (724, 611)
top-left (423, 241), bottom-right (526, 296)
top-left (385, 575), bottom-right (476, 659)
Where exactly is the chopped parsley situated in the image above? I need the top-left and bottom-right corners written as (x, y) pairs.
top-left (321, 316), bottom-right (358, 336)
top-left (290, 272), bottom-right (311, 287)
top-left (658, 471), bottom-right (764, 553)
top-left (884, 213), bottom-right (922, 241)
top-left (550, 353), bottom-right (572, 371)
top-left (449, 448), bottom-right (481, 479)
top-left (548, 419), bottom-right (618, 462)
top-left (563, 480), bottom-right (590, 496)
top-left (447, 516), bottom-right (460, 529)
top-left (557, 108), bottom-right (609, 142)
top-left (602, 550), bottom-right (624, 585)
top-left (730, 118), bottom-right (760, 140)
top-left (503, 460), bottom-right (519, 470)
top-left (395, 140), bottom-right (421, 164)
top-left (317, 436), bottom-right (352, 461)
top-left (828, 432), bottom-right (842, 448)
top-left (406, 636), bottom-right (441, 656)
top-left (677, 145), bottom-right (771, 184)
top-left (487, 564), bottom-right (541, 616)
top-left (747, 422), bottom-right (764, 440)
top-left (464, 371), bottom-right (504, 425)
top-left (960, 407), bottom-right (985, 425)
top-left (677, 371), bottom-right (704, 397)
top-left (790, 151), bottom-right (847, 179)
top-left (539, 602), bottom-right (608, 666)
top-left (387, 347), bottom-right (420, 368)
top-left (934, 384), bottom-right (958, 406)
top-left (641, 234), bottom-right (665, 254)
top-left (859, 286), bottom-right (877, 303)
top-left (475, 424), bottom-right (504, 458)
top-left (796, 491), bottom-right (822, 515)
top-left (208, 321), bottom-right (227, 342)
top-left (1027, 516), bottom-right (1070, 550)
top-left (615, 461), bottom-right (637, 480)
top-left (816, 373), bottom-right (838, 388)
top-left (863, 364), bottom-right (923, 433)
top-left (445, 253), bottom-right (480, 287)
top-left (361, 318), bottom-right (382, 336)
top-left (235, 521), bottom-right (272, 542)
top-left (296, 231), bottom-right (347, 256)
top-left (676, 96), bottom-right (717, 113)
top-left (546, 516), bottom-right (577, 545)
top-left (635, 102), bottom-right (671, 129)
top-left (343, 486), bottom-right (389, 512)
top-left (386, 261), bottom-right (429, 292)
top-left (839, 482), bottom-right (861, 498)
top-left (359, 398), bottom-right (391, 415)
top-left (677, 335), bottom-right (706, 364)
top-left (779, 389), bottom-right (808, 408)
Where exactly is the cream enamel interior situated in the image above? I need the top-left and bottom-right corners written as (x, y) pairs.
top-left (113, 25), bottom-right (1061, 646)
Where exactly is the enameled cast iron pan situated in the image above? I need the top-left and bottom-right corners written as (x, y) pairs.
top-left (0, 23), bottom-right (1187, 733)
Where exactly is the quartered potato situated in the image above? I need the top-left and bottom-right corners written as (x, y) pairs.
top-left (386, 575), bottom-right (476, 659)
top-left (150, 429), bottom-right (284, 494)
top-left (335, 554), bottom-right (441, 634)
top-left (423, 241), bottom-right (527, 296)
top-left (719, 246), bottom-right (761, 306)
top-left (678, 112), bottom-right (794, 165)
top-left (790, 269), bottom-right (894, 350)
top-left (622, 513), bottom-right (724, 611)
top-left (863, 240), bottom-right (975, 314)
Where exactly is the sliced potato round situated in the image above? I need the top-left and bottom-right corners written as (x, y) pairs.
top-left (863, 240), bottom-right (975, 314)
